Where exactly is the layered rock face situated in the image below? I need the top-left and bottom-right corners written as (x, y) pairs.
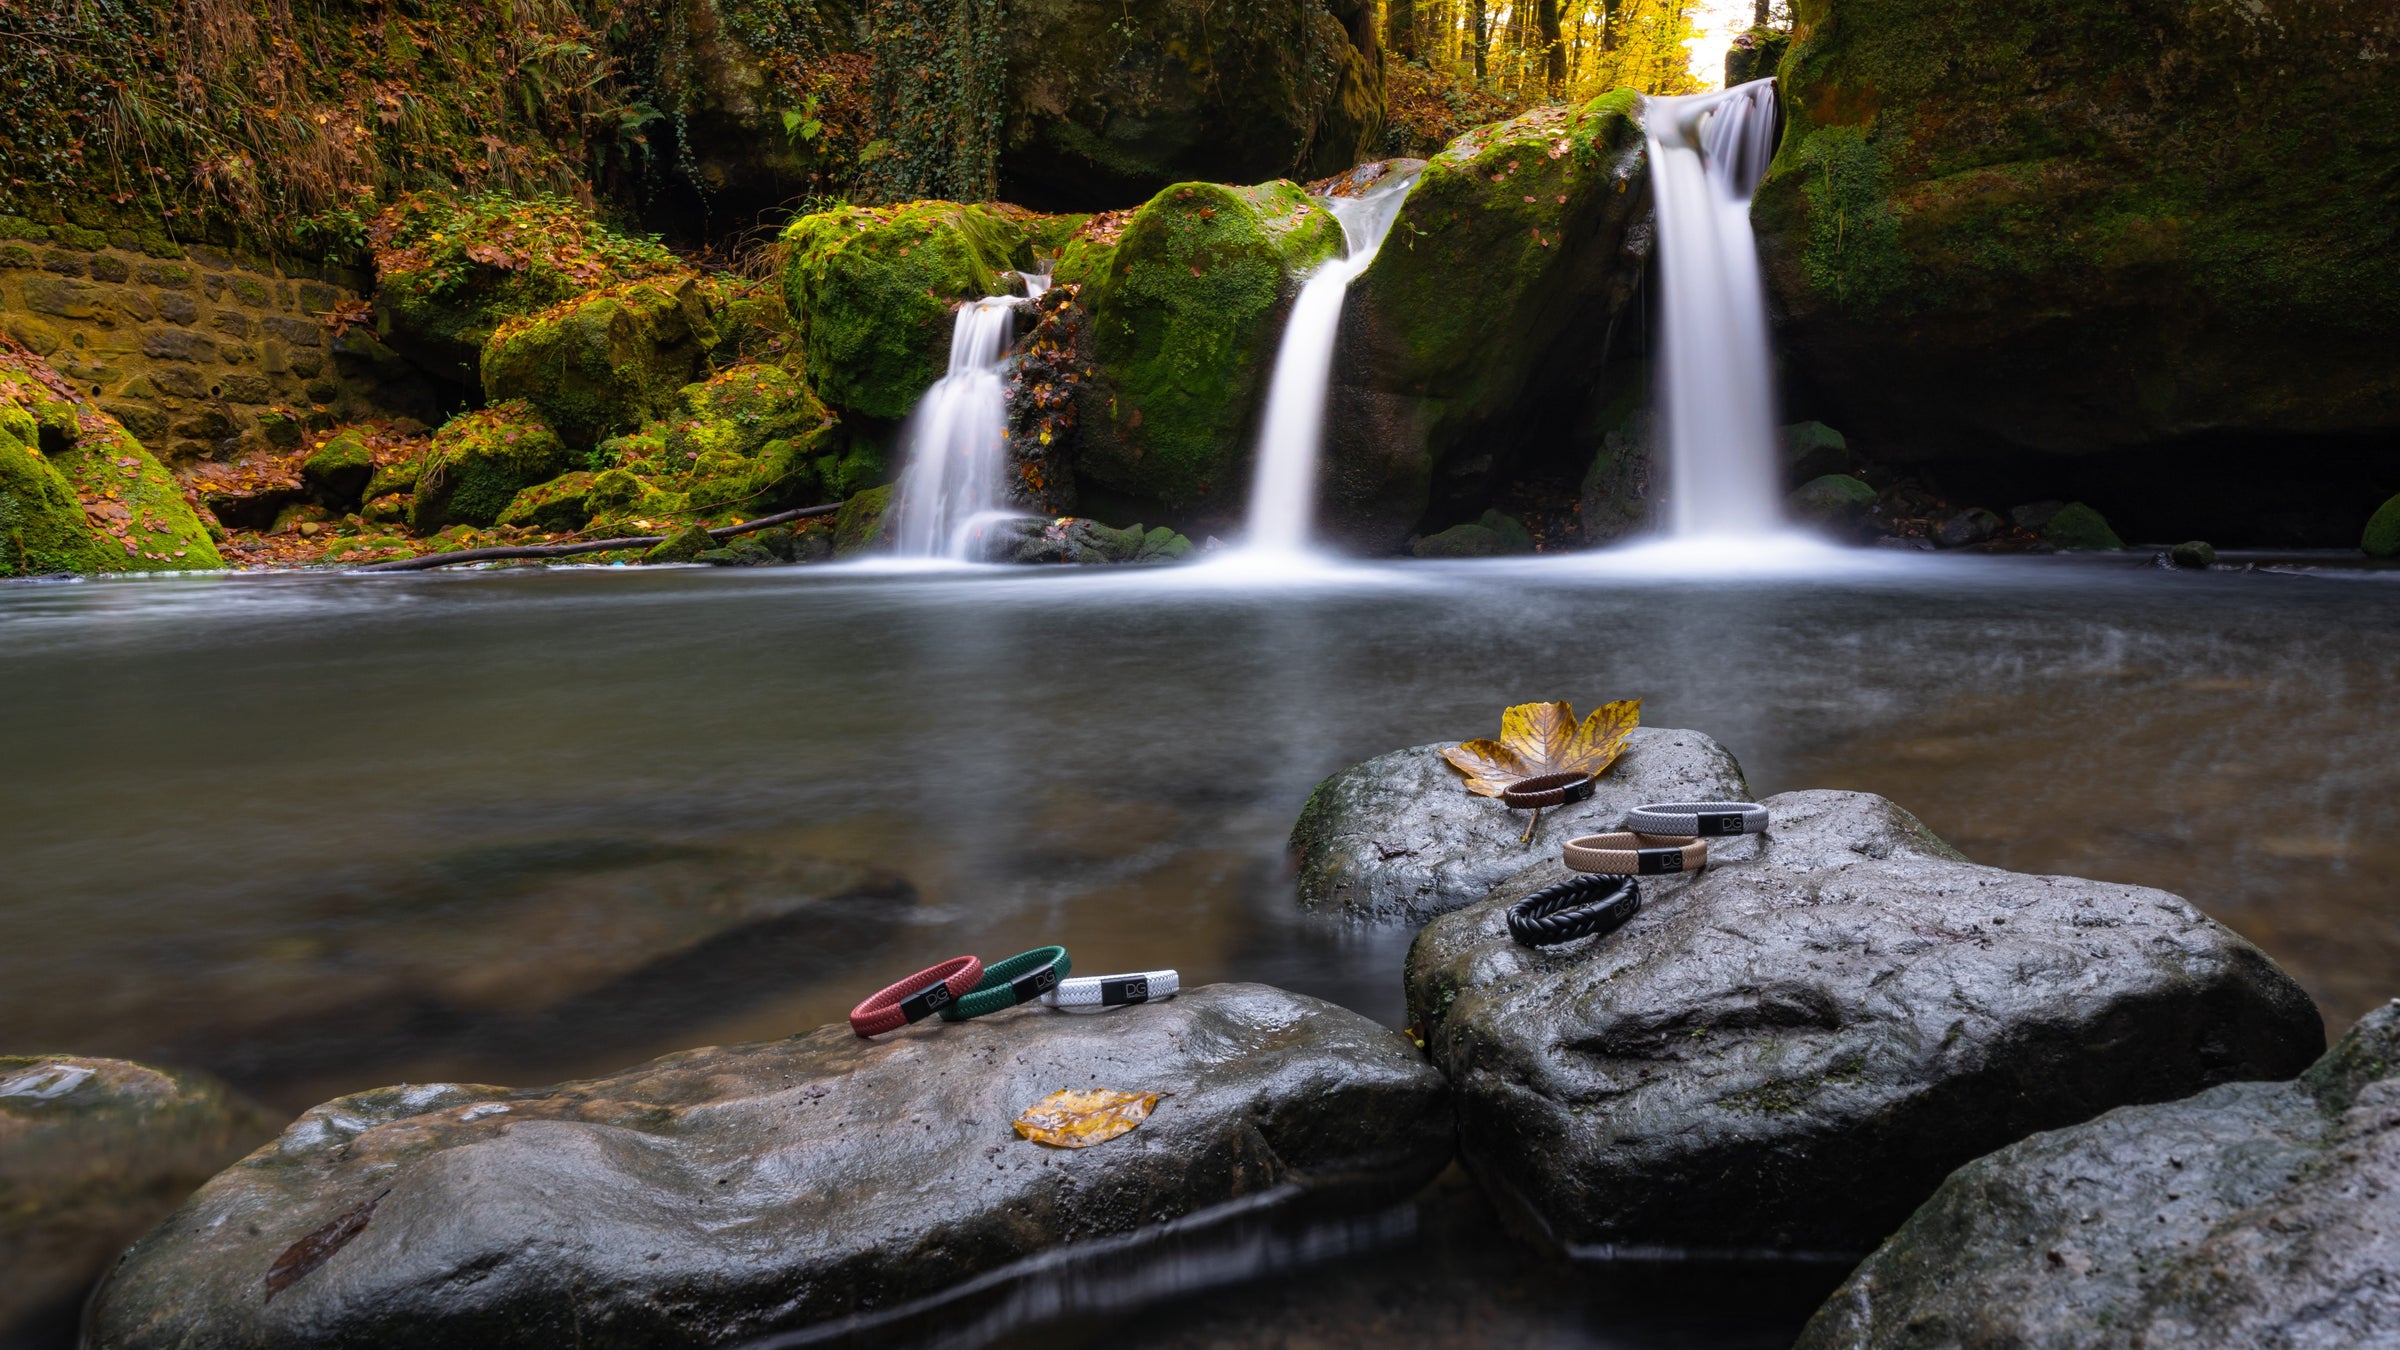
top-left (1754, 0), bottom-right (2400, 465)
top-left (1289, 727), bottom-right (1748, 922)
top-left (0, 1057), bottom-right (278, 1344)
top-left (1404, 789), bottom-right (2324, 1252)
top-left (1800, 1001), bottom-right (2400, 1347)
top-left (88, 984), bottom-right (1450, 1350)
top-left (1329, 94), bottom-right (1652, 551)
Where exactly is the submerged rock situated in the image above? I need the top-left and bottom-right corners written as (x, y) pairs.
top-left (1753, 0), bottom-right (2400, 465)
top-left (1330, 95), bottom-right (1651, 552)
top-left (87, 984), bottom-right (1450, 1350)
top-left (479, 277), bottom-right (720, 449)
top-left (408, 402), bottom-right (572, 532)
top-left (0, 1057), bottom-right (279, 1343)
top-left (1289, 727), bottom-right (1749, 923)
top-left (1070, 180), bottom-right (1342, 531)
top-left (1404, 789), bottom-right (2324, 1252)
top-left (1799, 1000), bottom-right (2400, 1347)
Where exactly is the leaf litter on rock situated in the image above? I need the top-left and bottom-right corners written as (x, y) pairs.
top-left (1014, 1089), bottom-right (1161, 1148)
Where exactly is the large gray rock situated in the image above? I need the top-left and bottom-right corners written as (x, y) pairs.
top-left (1405, 789), bottom-right (2324, 1253)
top-left (1800, 999), bottom-right (2400, 1348)
top-left (87, 983), bottom-right (1450, 1350)
top-left (1290, 727), bottom-right (1748, 922)
top-left (0, 1057), bottom-right (280, 1345)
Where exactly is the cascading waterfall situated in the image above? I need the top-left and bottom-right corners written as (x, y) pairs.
top-left (888, 275), bottom-right (1048, 559)
top-left (1644, 77), bottom-right (1784, 538)
top-left (1240, 171), bottom-right (1420, 556)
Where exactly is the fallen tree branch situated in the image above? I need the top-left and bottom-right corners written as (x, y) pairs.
top-left (350, 504), bottom-right (843, 573)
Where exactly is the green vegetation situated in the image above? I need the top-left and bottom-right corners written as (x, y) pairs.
top-left (409, 401), bottom-right (572, 531)
top-left (2366, 495), bottom-right (2400, 559)
top-left (0, 347), bottom-right (220, 575)
top-left (480, 276), bottom-right (719, 448)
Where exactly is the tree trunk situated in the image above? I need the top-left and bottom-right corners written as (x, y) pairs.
top-left (1600, 0), bottom-right (1624, 52)
top-left (1387, 0), bottom-right (1418, 60)
top-left (1538, 0), bottom-right (1564, 90)
top-left (1753, 0), bottom-right (1770, 27)
top-left (1470, 0), bottom-right (1487, 80)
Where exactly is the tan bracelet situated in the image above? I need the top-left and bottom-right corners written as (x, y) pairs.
top-left (1562, 832), bottom-right (1708, 876)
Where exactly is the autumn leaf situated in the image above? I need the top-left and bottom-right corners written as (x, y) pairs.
top-left (1440, 699), bottom-right (1641, 797)
top-left (264, 1188), bottom-right (387, 1302)
top-left (1014, 1089), bottom-right (1159, 1148)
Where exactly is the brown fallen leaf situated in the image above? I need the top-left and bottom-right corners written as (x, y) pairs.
top-left (264, 1188), bottom-right (388, 1302)
top-left (1440, 699), bottom-right (1641, 797)
top-left (1014, 1089), bottom-right (1159, 1148)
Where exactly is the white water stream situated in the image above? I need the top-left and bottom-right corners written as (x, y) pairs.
top-left (1238, 172), bottom-right (1420, 558)
top-left (889, 275), bottom-right (1047, 560)
top-left (1644, 77), bottom-right (1784, 537)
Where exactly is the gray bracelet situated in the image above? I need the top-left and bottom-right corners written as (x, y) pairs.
top-left (1042, 970), bottom-right (1178, 1013)
top-left (1625, 801), bottom-right (1767, 838)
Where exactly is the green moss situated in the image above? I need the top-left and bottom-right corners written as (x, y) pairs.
top-left (0, 354), bottom-right (220, 574)
top-left (373, 193), bottom-right (683, 378)
top-left (0, 417), bottom-right (112, 576)
top-left (1077, 180), bottom-right (1342, 511)
top-left (644, 522), bottom-right (715, 563)
top-left (582, 362), bottom-right (841, 528)
top-left (2042, 501), bottom-right (2123, 551)
top-left (1789, 473), bottom-right (1877, 527)
top-left (1783, 125), bottom-right (1909, 309)
top-left (2363, 494), bottom-right (2400, 558)
top-left (779, 200), bottom-right (1036, 420)
top-left (833, 483), bottom-right (894, 556)
top-left (496, 472), bottom-right (601, 531)
top-left (480, 277), bottom-right (720, 449)
top-left (301, 429), bottom-right (376, 508)
top-left (410, 402), bottom-right (572, 532)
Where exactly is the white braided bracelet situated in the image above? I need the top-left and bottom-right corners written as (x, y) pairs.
top-left (1625, 801), bottom-right (1768, 838)
top-left (1041, 970), bottom-right (1179, 1013)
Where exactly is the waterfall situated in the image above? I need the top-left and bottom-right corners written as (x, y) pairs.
top-left (1240, 172), bottom-right (1420, 556)
top-left (1644, 78), bottom-right (1783, 537)
top-left (888, 275), bottom-right (1047, 559)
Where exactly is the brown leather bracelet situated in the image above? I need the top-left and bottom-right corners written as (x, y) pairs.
top-left (1500, 771), bottom-right (1597, 810)
top-left (1562, 831), bottom-right (1708, 876)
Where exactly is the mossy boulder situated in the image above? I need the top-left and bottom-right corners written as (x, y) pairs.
top-left (779, 202), bottom-right (1036, 422)
top-left (1332, 95), bottom-right (1651, 551)
top-left (496, 472), bottom-right (601, 531)
top-left (1411, 509), bottom-right (1533, 558)
top-left (999, 0), bottom-right (1384, 209)
top-left (480, 277), bottom-right (720, 449)
top-left (1789, 473), bottom-right (1878, 535)
top-left (2363, 493), bottom-right (2400, 558)
top-left (370, 193), bottom-right (683, 386)
top-left (1753, 0), bottom-right (2400, 465)
top-left (1071, 180), bottom-right (1342, 530)
top-left (833, 484), bottom-right (893, 557)
top-left (409, 403), bottom-right (572, 532)
top-left (2038, 501), bottom-right (2123, 551)
top-left (300, 429), bottom-right (376, 509)
top-left (582, 362), bottom-right (842, 530)
top-left (0, 349), bottom-right (221, 575)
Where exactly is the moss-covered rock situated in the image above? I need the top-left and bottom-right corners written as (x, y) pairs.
top-left (583, 362), bottom-right (842, 529)
top-left (1071, 180), bottom-right (1342, 528)
top-left (833, 484), bottom-right (893, 557)
top-left (301, 429), bottom-right (376, 509)
top-left (1790, 473), bottom-right (1878, 535)
top-left (1411, 510), bottom-right (1533, 558)
top-left (370, 193), bottom-right (683, 385)
top-left (496, 472), bottom-right (601, 531)
top-left (1753, 0), bottom-right (2400, 463)
top-left (2363, 493), bottom-right (2400, 558)
top-left (409, 403), bottom-right (572, 532)
top-left (1332, 95), bottom-right (1651, 551)
top-left (2039, 501), bottom-right (2123, 551)
top-left (480, 277), bottom-right (720, 449)
top-left (779, 202), bottom-right (1036, 422)
top-left (1723, 25), bottom-right (1789, 86)
top-left (644, 522), bottom-right (715, 563)
top-left (0, 349), bottom-right (221, 575)
top-left (999, 0), bottom-right (1384, 209)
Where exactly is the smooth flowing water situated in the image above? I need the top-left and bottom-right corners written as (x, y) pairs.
top-left (7, 554), bottom-right (2397, 1346)
top-left (1645, 79), bottom-right (1784, 537)
top-left (889, 279), bottom-right (1045, 559)
top-left (1241, 174), bottom-right (1420, 556)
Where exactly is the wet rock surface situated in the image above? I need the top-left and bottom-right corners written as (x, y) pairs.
top-left (1404, 789), bottom-right (2324, 1253)
top-left (1289, 727), bottom-right (1748, 923)
top-left (88, 983), bottom-right (1451, 1350)
top-left (0, 1057), bottom-right (280, 1345)
top-left (1799, 1000), bottom-right (2400, 1348)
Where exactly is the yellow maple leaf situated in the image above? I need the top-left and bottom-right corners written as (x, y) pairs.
top-left (1013, 1088), bottom-right (1159, 1148)
top-left (1439, 699), bottom-right (1642, 797)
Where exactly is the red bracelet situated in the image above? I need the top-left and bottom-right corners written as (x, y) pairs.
top-left (849, 956), bottom-right (984, 1038)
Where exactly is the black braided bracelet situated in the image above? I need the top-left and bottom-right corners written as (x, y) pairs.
top-left (1506, 874), bottom-right (1641, 948)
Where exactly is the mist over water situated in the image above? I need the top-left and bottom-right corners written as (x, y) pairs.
top-left (1645, 79), bottom-right (1785, 538)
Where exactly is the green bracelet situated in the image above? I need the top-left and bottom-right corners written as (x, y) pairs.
top-left (940, 946), bottom-right (1071, 1021)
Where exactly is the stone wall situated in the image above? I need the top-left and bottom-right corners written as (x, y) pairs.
top-left (0, 222), bottom-right (443, 462)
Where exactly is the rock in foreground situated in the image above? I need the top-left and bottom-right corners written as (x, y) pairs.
top-left (1800, 1000), bottom-right (2400, 1348)
top-left (1405, 789), bottom-right (2323, 1252)
top-left (1290, 727), bottom-right (1749, 922)
top-left (88, 984), bottom-right (1450, 1350)
top-left (1, 1057), bottom-right (279, 1343)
